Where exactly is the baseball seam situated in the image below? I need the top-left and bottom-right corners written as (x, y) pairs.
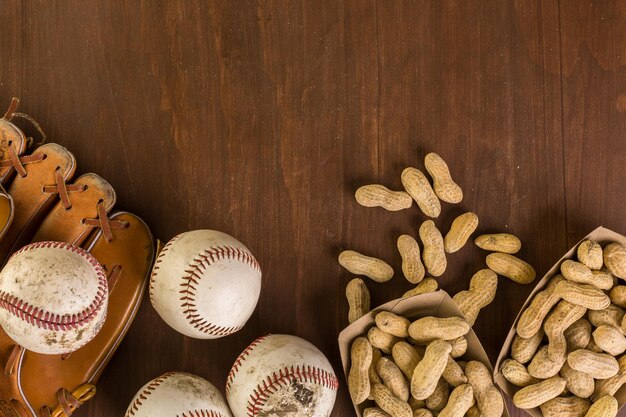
top-left (178, 411), bottom-right (226, 417)
top-left (246, 365), bottom-right (339, 417)
top-left (149, 233), bottom-right (183, 301)
top-left (125, 372), bottom-right (175, 417)
top-left (0, 241), bottom-right (107, 331)
top-left (225, 335), bottom-right (270, 395)
top-left (179, 245), bottom-right (261, 336)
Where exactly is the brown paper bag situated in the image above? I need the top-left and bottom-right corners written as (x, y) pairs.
top-left (494, 226), bottom-right (626, 417)
top-left (339, 289), bottom-right (509, 416)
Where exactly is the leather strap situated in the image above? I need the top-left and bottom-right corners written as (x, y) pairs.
top-left (0, 148), bottom-right (46, 180)
top-left (42, 170), bottom-right (86, 210)
top-left (2, 99), bottom-right (19, 122)
top-left (82, 202), bottom-right (128, 242)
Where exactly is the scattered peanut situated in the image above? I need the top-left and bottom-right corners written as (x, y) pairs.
top-left (408, 317), bottom-right (470, 344)
top-left (449, 336), bottom-right (468, 358)
top-left (452, 269), bottom-right (497, 326)
top-left (424, 152), bottom-right (463, 204)
top-left (442, 356), bottom-right (467, 387)
top-left (376, 312), bottom-right (411, 338)
top-left (372, 383), bottom-right (413, 417)
top-left (486, 252), bottom-right (536, 284)
top-left (586, 339), bottom-right (605, 353)
top-left (516, 275), bottom-right (563, 338)
top-left (356, 185), bottom-right (413, 211)
top-left (604, 243), bottom-right (626, 279)
top-left (500, 358), bottom-right (539, 387)
top-left (408, 396), bottom-right (426, 411)
top-left (567, 349), bottom-right (619, 379)
top-left (554, 280), bottom-right (611, 310)
top-left (411, 340), bottom-right (452, 400)
top-left (369, 348), bottom-right (384, 400)
top-left (401, 167), bottom-right (441, 218)
top-left (584, 395), bottom-right (618, 417)
top-left (348, 337), bottom-right (373, 404)
top-left (512, 376), bottom-right (566, 409)
top-left (511, 330), bottom-right (544, 364)
top-left (540, 396), bottom-right (590, 417)
top-left (364, 407), bottom-right (392, 417)
top-left (346, 278), bottom-right (370, 324)
top-left (443, 212), bottom-right (478, 253)
top-left (474, 233), bottom-right (521, 254)
top-left (402, 278), bottom-right (438, 298)
top-left (419, 220), bottom-right (447, 277)
top-left (465, 361), bottom-right (503, 417)
top-left (588, 305), bottom-right (625, 330)
top-left (412, 409), bottom-right (433, 417)
top-left (425, 378), bottom-right (449, 412)
top-left (544, 300), bottom-right (587, 361)
top-left (392, 341), bottom-right (421, 379)
top-left (528, 345), bottom-right (567, 379)
top-left (565, 319), bottom-right (593, 351)
top-left (397, 235), bottom-right (425, 284)
top-left (561, 260), bottom-right (613, 290)
top-left (593, 325), bottom-right (626, 356)
top-left (437, 384), bottom-right (474, 417)
top-left (578, 240), bottom-right (604, 270)
top-left (339, 250), bottom-right (394, 283)
top-left (560, 362), bottom-right (595, 399)
top-left (593, 355), bottom-right (626, 402)
top-left (609, 286), bottom-right (626, 308)
top-left (368, 327), bottom-right (401, 354)
top-left (466, 405), bottom-right (481, 417)
top-left (378, 357), bottom-right (410, 401)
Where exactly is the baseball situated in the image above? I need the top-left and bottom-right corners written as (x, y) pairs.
top-left (226, 334), bottom-right (338, 417)
top-left (0, 241), bottom-right (108, 355)
top-left (149, 230), bottom-right (262, 339)
top-left (124, 371), bottom-right (232, 417)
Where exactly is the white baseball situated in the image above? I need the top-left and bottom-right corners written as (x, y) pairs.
top-left (0, 241), bottom-right (108, 355)
top-left (149, 230), bottom-right (262, 339)
top-left (125, 371), bottom-right (233, 417)
top-left (226, 334), bottom-right (338, 417)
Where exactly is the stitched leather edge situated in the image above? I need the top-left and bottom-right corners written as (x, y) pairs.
top-left (0, 241), bottom-right (107, 330)
top-left (148, 232), bottom-right (183, 301)
top-left (246, 365), bottom-right (339, 417)
top-left (125, 372), bottom-right (226, 417)
top-left (179, 245), bottom-right (260, 336)
top-left (225, 335), bottom-right (270, 395)
top-left (124, 372), bottom-right (175, 417)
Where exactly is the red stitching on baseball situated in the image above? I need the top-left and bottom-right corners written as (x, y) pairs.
top-left (225, 335), bottom-right (271, 395)
top-left (0, 242), bottom-right (107, 331)
top-left (245, 365), bottom-right (339, 417)
top-left (149, 233), bottom-right (183, 302)
top-left (179, 245), bottom-right (261, 336)
top-left (179, 411), bottom-right (226, 417)
top-left (124, 372), bottom-right (176, 417)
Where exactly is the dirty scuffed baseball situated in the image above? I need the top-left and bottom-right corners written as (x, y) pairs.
top-left (226, 334), bottom-right (338, 417)
top-left (0, 241), bottom-right (108, 355)
top-left (124, 371), bottom-right (232, 417)
top-left (149, 230), bottom-right (262, 339)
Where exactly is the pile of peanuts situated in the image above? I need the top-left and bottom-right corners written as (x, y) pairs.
top-left (340, 152), bottom-right (536, 327)
top-left (348, 311), bottom-right (504, 417)
top-left (500, 240), bottom-right (626, 417)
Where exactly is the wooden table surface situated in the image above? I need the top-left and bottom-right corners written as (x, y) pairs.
top-left (1, 1), bottom-right (625, 416)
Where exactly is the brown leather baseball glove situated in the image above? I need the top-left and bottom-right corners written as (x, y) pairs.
top-left (0, 98), bottom-right (156, 417)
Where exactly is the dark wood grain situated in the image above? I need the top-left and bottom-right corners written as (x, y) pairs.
top-left (0, 1), bottom-right (624, 416)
